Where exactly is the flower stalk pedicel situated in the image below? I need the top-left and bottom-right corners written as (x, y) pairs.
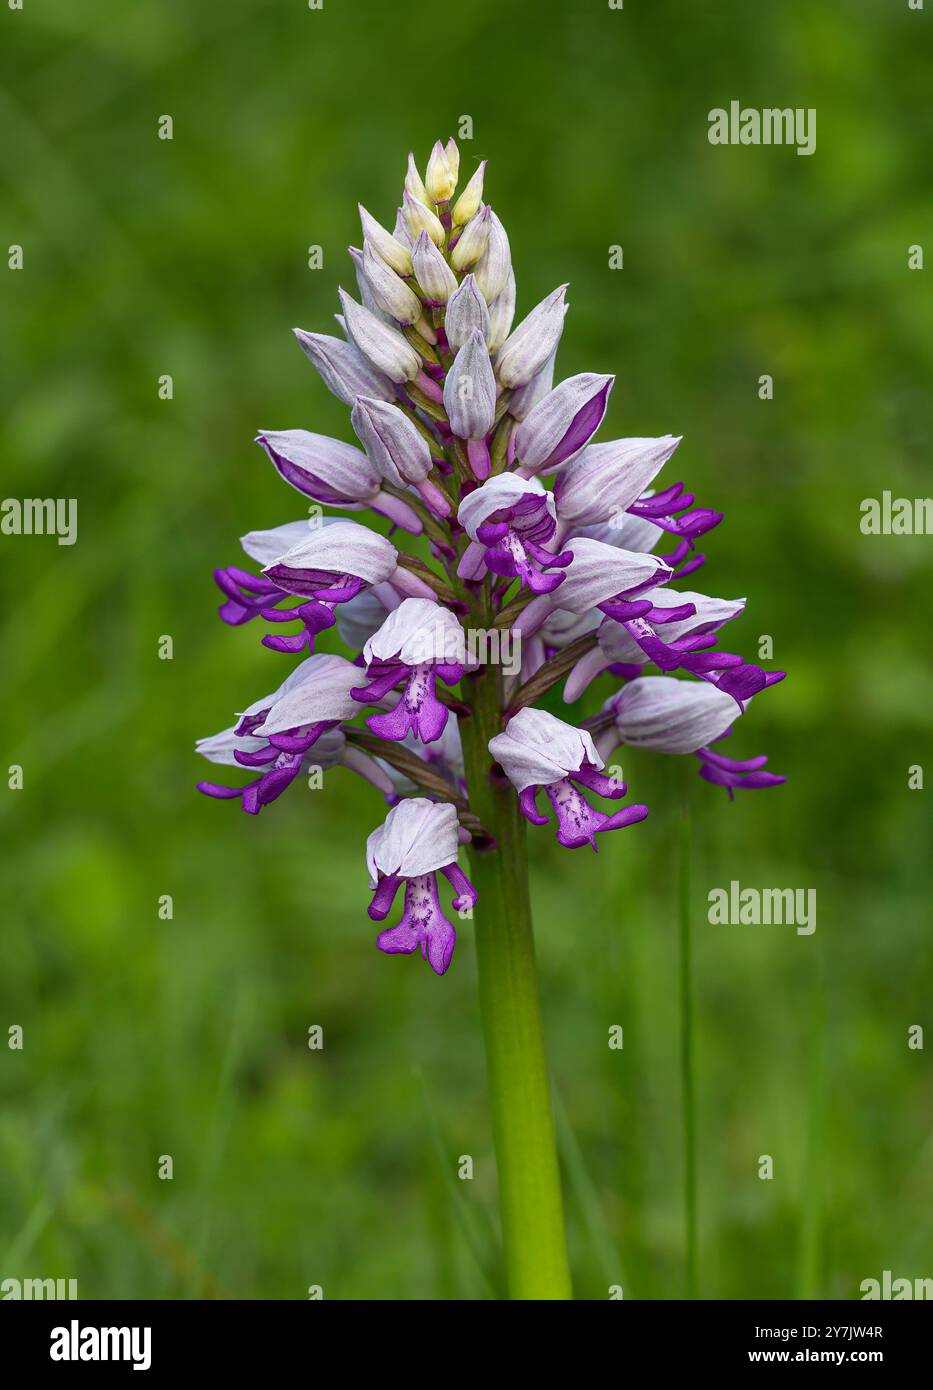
top-left (197, 140), bottom-right (785, 1299)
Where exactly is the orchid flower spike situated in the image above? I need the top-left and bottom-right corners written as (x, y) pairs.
top-left (200, 136), bottom-right (785, 977)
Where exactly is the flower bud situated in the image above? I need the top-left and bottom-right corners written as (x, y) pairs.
top-left (351, 396), bottom-right (433, 486)
top-left (358, 204), bottom-right (412, 276)
top-left (509, 347), bottom-right (556, 421)
top-left (472, 211), bottom-right (511, 301)
top-left (348, 247), bottom-right (390, 322)
top-left (450, 204), bottom-right (491, 271)
top-left (360, 240), bottom-right (422, 324)
top-left (444, 138), bottom-right (460, 185)
top-left (411, 229), bottom-right (459, 305)
top-left (404, 152), bottom-right (429, 209)
top-left (293, 328), bottom-right (396, 405)
top-left (338, 288), bottom-right (421, 384)
top-left (443, 329), bottom-right (496, 441)
top-left (495, 285), bottom-right (568, 389)
top-left (256, 429), bottom-right (381, 505)
top-left (425, 138), bottom-right (458, 203)
top-left (393, 206), bottom-right (413, 248)
top-left (486, 266), bottom-right (516, 352)
top-left (403, 188), bottom-right (445, 248)
top-left (445, 274), bottom-right (490, 351)
top-left (513, 372), bottom-right (613, 474)
top-left (452, 160), bottom-right (486, 226)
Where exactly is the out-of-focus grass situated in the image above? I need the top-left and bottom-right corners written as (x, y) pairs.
top-left (1, 0), bottom-right (930, 1298)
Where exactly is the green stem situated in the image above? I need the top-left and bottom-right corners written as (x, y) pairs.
top-left (459, 655), bottom-right (572, 1300)
top-left (678, 793), bottom-right (698, 1298)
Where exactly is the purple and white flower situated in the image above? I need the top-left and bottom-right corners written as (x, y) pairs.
top-left (366, 799), bottom-right (477, 975)
top-left (457, 473), bottom-right (572, 593)
top-left (489, 708), bottom-right (649, 850)
top-left (598, 676), bottom-right (786, 798)
top-left (196, 654), bottom-right (369, 814)
top-left (352, 597), bottom-right (467, 744)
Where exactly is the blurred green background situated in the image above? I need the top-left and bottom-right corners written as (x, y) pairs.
top-left (1, 0), bottom-right (930, 1300)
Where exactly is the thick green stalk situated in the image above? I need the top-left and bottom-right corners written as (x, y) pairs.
top-left (460, 657), bottom-right (572, 1300)
top-left (678, 796), bottom-right (698, 1298)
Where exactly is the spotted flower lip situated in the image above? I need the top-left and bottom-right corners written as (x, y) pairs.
top-left (456, 473), bottom-right (573, 593)
top-left (353, 597), bottom-right (467, 745)
top-left (366, 798), bottom-right (477, 976)
top-left (489, 708), bottom-right (649, 850)
top-left (495, 285), bottom-right (569, 389)
top-left (512, 372), bottom-right (614, 475)
top-left (292, 327), bottom-right (396, 406)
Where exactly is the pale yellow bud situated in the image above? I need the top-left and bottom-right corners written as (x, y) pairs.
top-left (425, 139), bottom-right (457, 203)
top-left (444, 138), bottom-right (460, 185)
top-left (404, 152), bottom-right (429, 209)
top-left (452, 161), bottom-right (487, 227)
top-left (403, 188), bottom-right (445, 248)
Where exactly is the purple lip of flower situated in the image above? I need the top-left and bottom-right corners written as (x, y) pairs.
top-left (695, 740), bottom-right (786, 800)
top-left (456, 476), bottom-right (573, 593)
top-left (594, 593), bottom-right (786, 707)
top-left (626, 481), bottom-right (723, 540)
top-left (489, 708), bottom-right (649, 851)
top-left (367, 800), bottom-right (477, 976)
top-left (350, 598), bottom-right (467, 745)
